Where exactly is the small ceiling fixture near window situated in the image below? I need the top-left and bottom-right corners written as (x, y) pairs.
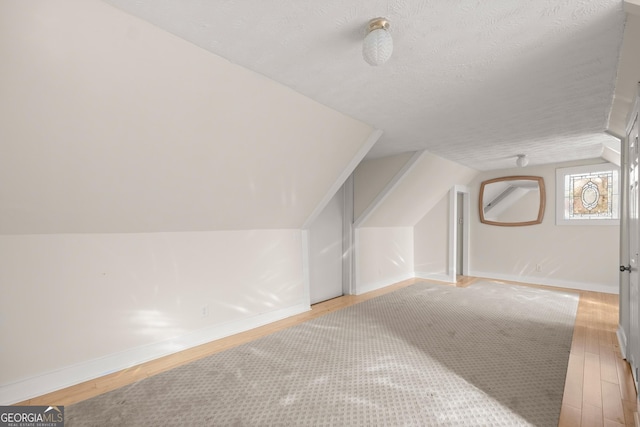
top-left (516, 154), bottom-right (529, 168)
top-left (362, 18), bottom-right (393, 66)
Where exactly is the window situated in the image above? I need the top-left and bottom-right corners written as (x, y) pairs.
top-left (556, 163), bottom-right (620, 225)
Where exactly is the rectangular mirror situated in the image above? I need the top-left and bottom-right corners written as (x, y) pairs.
top-left (479, 176), bottom-right (545, 226)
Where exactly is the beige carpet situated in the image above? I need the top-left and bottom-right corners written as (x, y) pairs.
top-left (66, 280), bottom-right (579, 426)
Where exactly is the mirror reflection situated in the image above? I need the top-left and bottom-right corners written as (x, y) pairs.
top-left (479, 176), bottom-right (545, 226)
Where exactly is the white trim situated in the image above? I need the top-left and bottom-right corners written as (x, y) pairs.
top-left (414, 271), bottom-right (453, 283)
top-left (342, 175), bottom-right (356, 295)
top-left (626, 89), bottom-right (640, 136)
top-left (0, 303), bottom-right (309, 405)
top-left (447, 188), bottom-right (456, 282)
top-left (303, 129), bottom-right (382, 229)
top-left (601, 138), bottom-right (622, 167)
top-left (618, 105), bottom-right (634, 366)
top-left (619, 325), bottom-right (629, 360)
top-left (354, 150), bottom-right (424, 227)
top-left (555, 162), bottom-right (621, 226)
top-left (354, 273), bottom-right (415, 295)
top-left (468, 270), bottom-right (618, 294)
top-left (461, 190), bottom-right (470, 276)
top-left (448, 185), bottom-right (470, 282)
top-left (301, 229), bottom-right (311, 306)
top-left (353, 227), bottom-right (361, 295)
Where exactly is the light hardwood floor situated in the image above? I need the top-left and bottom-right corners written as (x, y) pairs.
top-left (17, 277), bottom-right (638, 427)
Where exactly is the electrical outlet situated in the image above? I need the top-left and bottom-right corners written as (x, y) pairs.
top-left (201, 305), bottom-right (209, 317)
top-left (535, 264), bottom-right (542, 272)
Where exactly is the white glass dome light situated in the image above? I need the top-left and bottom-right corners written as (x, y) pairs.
top-left (363, 18), bottom-right (393, 66)
top-left (516, 154), bottom-right (529, 168)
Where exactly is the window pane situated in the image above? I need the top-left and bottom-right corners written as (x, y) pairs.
top-left (565, 170), bottom-right (618, 220)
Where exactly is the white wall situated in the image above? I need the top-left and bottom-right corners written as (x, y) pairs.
top-left (0, 0), bottom-right (376, 404)
top-left (308, 188), bottom-right (344, 304)
top-left (0, 0), bottom-right (374, 233)
top-left (353, 153), bottom-right (414, 220)
top-left (0, 230), bottom-right (306, 404)
top-left (414, 193), bottom-right (450, 279)
top-left (360, 151), bottom-right (477, 227)
top-left (355, 227), bottom-right (414, 294)
top-left (355, 152), bottom-right (476, 291)
top-left (469, 161), bottom-right (620, 293)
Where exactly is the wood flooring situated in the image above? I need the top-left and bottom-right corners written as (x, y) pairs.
top-left (16, 276), bottom-right (638, 427)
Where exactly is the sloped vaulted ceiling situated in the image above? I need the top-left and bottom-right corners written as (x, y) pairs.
top-left (101, 0), bottom-right (625, 171)
top-left (609, 2), bottom-right (640, 138)
top-left (0, 0), bottom-right (374, 233)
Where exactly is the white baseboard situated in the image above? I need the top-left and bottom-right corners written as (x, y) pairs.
top-left (468, 271), bottom-right (619, 294)
top-left (355, 273), bottom-right (415, 295)
top-left (0, 303), bottom-right (310, 405)
top-left (2, 269), bottom-right (617, 405)
top-left (618, 326), bottom-right (628, 360)
top-left (414, 271), bottom-right (454, 283)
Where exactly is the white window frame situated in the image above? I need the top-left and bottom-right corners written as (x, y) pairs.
top-left (555, 163), bottom-right (620, 226)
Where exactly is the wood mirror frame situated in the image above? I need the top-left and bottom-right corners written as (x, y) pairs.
top-left (478, 175), bottom-right (546, 226)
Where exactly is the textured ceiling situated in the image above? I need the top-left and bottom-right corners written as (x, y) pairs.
top-left (101, 0), bottom-right (626, 171)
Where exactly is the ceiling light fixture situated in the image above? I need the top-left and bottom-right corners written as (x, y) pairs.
top-left (362, 18), bottom-right (393, 66)
top-left (516, 154), bottom-right (529, 168)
